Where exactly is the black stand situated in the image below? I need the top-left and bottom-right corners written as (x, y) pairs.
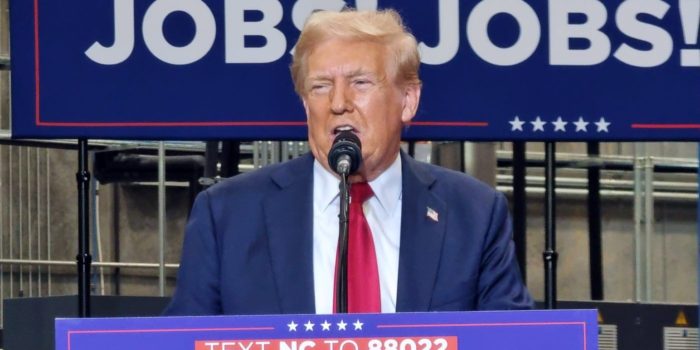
top-left (76, 139), bottom-right (92, 317)
top-left (512, 142), bottom-right (527, 281)
top-left (407, 141), bottom-right (415, 158)
top-left (587, 142), bottom-right (604, 300)
top-left (335, 175), bottom-right (350, 313)
top-left (543, 142), bottom-right (558, 309)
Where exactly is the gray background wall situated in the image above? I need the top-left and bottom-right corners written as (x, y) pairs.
top-left (1, 141), bottom-right (697, 325)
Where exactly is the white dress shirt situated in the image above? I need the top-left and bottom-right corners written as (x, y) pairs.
top-left (312, 154), bottom-right (402, 314)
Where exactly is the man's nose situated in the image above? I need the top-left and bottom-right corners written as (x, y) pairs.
top-left (330, 84), bottom-right (353, 115)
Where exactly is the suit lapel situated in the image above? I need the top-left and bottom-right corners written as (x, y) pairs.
top-left (396, 152), bottom-right (447, 311)
top-left (264, 154), bottom-right (316, 314)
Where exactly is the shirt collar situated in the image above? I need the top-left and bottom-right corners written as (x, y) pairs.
top-left (368, 154), bottom-right (402, 216)
top-left (314, 160), bottom-right (341, 213)
top-left (313, 154), bottom-right (402, 216)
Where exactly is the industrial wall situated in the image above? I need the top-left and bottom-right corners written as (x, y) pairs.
top-left (1, 141), bottom-right (697, 329)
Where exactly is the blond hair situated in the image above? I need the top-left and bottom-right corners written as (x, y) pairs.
top-left (290, 9), bottom-right (421, 95)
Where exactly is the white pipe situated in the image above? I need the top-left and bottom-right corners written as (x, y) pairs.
top-left (158, 141), bottom-right (166, 296)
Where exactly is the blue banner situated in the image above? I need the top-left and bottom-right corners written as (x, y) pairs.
top-left (55, 310), bottom-right (598, 350)
top-left (10, 0), bottom-right (700, 140)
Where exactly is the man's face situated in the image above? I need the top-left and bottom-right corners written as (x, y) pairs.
top-left (302, 38), bottom-right (421, 182)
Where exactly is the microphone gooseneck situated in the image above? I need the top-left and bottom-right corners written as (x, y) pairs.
top-left (328, 131), bottom-right (362, 176)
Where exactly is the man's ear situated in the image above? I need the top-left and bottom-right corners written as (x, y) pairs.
top-left (401, 83), bottom-right (422, 123)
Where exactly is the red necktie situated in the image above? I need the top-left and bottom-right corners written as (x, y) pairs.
top-left (346, 182), bottom-right (381, 313)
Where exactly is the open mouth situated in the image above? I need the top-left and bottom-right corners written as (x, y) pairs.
top-left (333, 125), bottom-right (356, 134)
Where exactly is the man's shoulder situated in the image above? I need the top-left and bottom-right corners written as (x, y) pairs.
top-left (205, 153), bottom-right (314, 200)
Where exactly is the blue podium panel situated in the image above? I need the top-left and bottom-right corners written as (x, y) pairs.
top-left (9, 0), bottom-right (700, 141)
top-left (56, 310), bottom-right (597, 350)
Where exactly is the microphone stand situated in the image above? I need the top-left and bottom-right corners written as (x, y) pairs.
top-left (329, 131), bottom-right (361, 314)
top-left (335, 174), bottom-right (350, 313)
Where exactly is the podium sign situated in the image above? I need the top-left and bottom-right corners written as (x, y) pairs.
top-left (56, 310), bottom-right (597, 350)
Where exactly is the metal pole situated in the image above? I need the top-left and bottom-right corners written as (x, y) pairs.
top-left (9, 145), bottom-right (13, 297)
top-left (697, 145), bottom-right (700, 313)
top-left (408, 141), bottom-right (416, 158)
top-left (261, 142), bottom-right (269, 166)
top-left (37, 148), bottom-right (42, 296)
top-left (221, 141), bottom-right (241, 177)
top-left (292, 142), bottom-right (300, 158)
top-left (0, 259), bottom-right (179, 269)
top-left (77, 139), bottom-right (92, 317)
top-left (47, 148), bottom-right (52, 295)
top-left (643, 155), bottom-right (654, 299)
top-left (253, 142), bottom-right (260, 169)
top-left (28, 148), bottom-right (33, 297)
top-left (93, 176), bottom-right (105, 295)
top-left (204, 141), bottom-right (218, 184)
top-left (587, 142), bottom-right (603, 300)
top-left (158, 141), bottom-right (166, 296)
top-left (270, 141), bottom-right (278, 164)
top-left (0, 145), bottom-right (4, 324)
top-left (512, 142), bottom-right (527, 281)
top-left (19, 147), bottom-right (23, 296)
top-left (282, 141), bottom-right (290, 162)
top-left (496, 184), bottom-right (698, 200)
top-left (543, 141), bottom-right (558, 309)
top-left (112, 183), bottom-right (121, 295)
top-left (633, 143), bottom-right (649, 302)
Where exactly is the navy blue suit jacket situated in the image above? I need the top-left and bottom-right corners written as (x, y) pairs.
top-left (165, 152), bottom-right (532, 315)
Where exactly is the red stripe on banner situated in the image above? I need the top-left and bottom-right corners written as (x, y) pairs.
top-left (34, 120), bottom-right (490, 128)
top-left (375, 321), bottom-right (586, 328)
top-left (69, 327), bottom-right (275, 334)
top-left (408, 121), bottom-right (488, 127)
top-left (631, 124), bottom-right (700, 129)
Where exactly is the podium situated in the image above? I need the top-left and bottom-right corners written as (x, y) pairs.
top-left (56, 310), bottom-right (597, 350)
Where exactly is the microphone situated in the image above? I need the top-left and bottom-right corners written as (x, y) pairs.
top-left (328, 131), bottom-right (362, 176)
top-left (329, 130), bottom-right (361, 313)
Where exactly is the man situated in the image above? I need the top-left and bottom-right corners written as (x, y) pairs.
top-left (165, 9), bottom-right (532, 315)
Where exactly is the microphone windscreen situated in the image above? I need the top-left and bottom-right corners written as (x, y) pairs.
top-left (328, 131), bottom-right (362, 175)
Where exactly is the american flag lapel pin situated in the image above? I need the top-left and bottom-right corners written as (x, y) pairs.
top-left (426, 207), bottom-right (439, 222)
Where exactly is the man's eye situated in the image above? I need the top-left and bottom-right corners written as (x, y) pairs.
top-left (310, 84), bottom-right (330, 93)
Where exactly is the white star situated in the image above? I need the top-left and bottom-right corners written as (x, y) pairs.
top-left (552, 116), bottom-right (568, 132)
top-left (530, 116), bottom-right (547, 132)
top-left (595, 117), bottom-right (610, 132)
top-left (353, 320), bottom-right (364, 330)
top-left (509, 116), bottom-right (525, 131)
top-left (337, 320), bottom-right (348, 331)
top-left (304, 321), bottom-right (315, 331)
top-left (321, 321), bottom-right (331, 331)
top-left (573, 117), bottom-right (589, 132)
top-left (287, 321), bottom-right (298, 332)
